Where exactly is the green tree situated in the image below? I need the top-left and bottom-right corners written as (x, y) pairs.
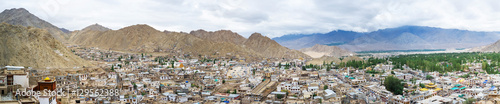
top-left (302, 66), bottom-right (306, 70)
top-left (285, 63), bottom-right (290, 69)
top-left (276, 94), bottom-right (284, 99)
top-left (232, 89), bottom-right (237, 94)
top-left (384, 76), bottom-right (404, 95)
top-left (460, 74), bottom-right (470, 78)
top-left (226, 90), bottom-right (230, 93)
top-left (324, 85), bottom-right (328, 90)
top-left (133, 83), bottom-right (137, 89)
top-left (252, 69), bottom-right (256, 75)
top-left (425, 75), bottom-right (434, 80)
top-left (222, 80), bottom-right (226, 84)
top-left (118, 56), bottom-right (122, 61)
top-left (464, 98), bottom-right (476, 104)
top-left (419, 83), bottom-right (425, 88)
top-left (170, 61), bottom-right (174, 68)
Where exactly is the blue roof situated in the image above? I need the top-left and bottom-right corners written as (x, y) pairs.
top-left (460, 87), bottom-right (466, 90)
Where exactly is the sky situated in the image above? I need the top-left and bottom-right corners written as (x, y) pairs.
top-left (1, 0), bottom-right (500, 38)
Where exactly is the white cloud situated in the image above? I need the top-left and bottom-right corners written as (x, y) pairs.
top-left (1, 0), bottom-right (500, 38)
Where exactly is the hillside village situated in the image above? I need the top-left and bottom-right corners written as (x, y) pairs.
top-left (2, 45), bottom-right (500, 104)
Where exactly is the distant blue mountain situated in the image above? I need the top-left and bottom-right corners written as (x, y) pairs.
top-left (273, 26), bottom-right (500, 51)
top-left (273, 30), bottom-right (364, 49)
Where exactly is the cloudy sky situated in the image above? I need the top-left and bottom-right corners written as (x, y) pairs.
top-left (1, 0), bottom-right (500, 38)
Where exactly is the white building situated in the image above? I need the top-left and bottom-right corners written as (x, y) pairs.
top-left (38, 95), bottom-right (57, 104)
top-left (13, 72), bottom-right (29, 88)
top-left (308, 86), bottom-right (319, 92)
top-left (324, 89), bottom-right (336, 99)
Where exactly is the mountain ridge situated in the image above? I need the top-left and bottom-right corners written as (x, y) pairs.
top-left (0, 8), bottom-right (69, 42)
top-left (70, 24), bottom-right (310, 59)
top-left (274, 26), bottom-right (500, 51)
top-left (189, 29), bottom-right (246, 45)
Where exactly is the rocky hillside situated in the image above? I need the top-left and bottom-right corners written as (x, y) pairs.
top-left (0, 8), bottom-right (69, 42)
top-left (0, 23), bottom-right (90, 68)
top-left (479, 40), bottom-right (500, 52)
top-left (189, 29), bottom-right (246, 45)
top-left (69, 23), bottom-right (111, 43)
top-left (243, 33), bottom-right (310, 58)
top-left (300, 44), bottom-right (354, 58)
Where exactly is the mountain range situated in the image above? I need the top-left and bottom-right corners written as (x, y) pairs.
top-left (0, 8), bottom-right (311, 68)
top-left (69, 24), bottom-right (310, 60)
top-left (273, 30), bottom-right (363, 50)
top-left (5, 7), bottom-right (500, 67)
top-left (274, 26), bottom-right (500, 52)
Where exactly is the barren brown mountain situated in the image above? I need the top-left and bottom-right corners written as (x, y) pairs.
top-left (0, 8), bottom-right (69, 42)
top-left (0, 23), bottom-right (90, 68)
top-left (71, 24), bottom-right (310, 59)
top-left (300, 44), bottom-right (354, 58)
top-left (81, 23), bottom-right (111, 31)
top-left (69, 23), bottom-right (111, 44)
top-left (243, 33), bottom-right (310, 59)
top-left (189, 29), bottom-right (246, 45)
top-left (70, 24), bottom-right (262, 59)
